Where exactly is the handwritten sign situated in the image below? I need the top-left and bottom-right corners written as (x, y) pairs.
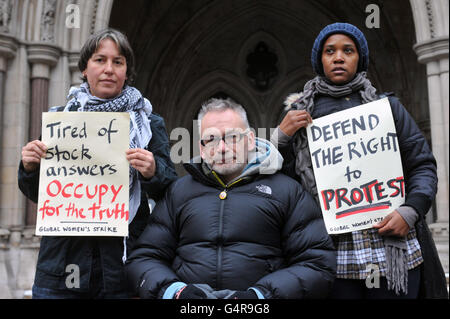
top-left (36, 112), bottom-right (130, 236)
top-left (307, 98), bottom-right (404, 234)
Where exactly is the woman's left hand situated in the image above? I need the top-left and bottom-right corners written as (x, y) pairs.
top-left (373, 210), bottom-right (410, 237)
top-left (126, 148), bottom-right (156, 179)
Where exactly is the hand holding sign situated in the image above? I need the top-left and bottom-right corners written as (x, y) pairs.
top-left (279, 110), bottom-right (313, 137)
top-left (126, 148), bottom-right (156, 179)
top-left (373, 210), bottom-right (410, 237)
top-left (22, 140), bottom-right (48, 172)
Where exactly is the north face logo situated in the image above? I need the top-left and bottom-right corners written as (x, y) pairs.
top-left (256, 184), bottom-right (272, 195)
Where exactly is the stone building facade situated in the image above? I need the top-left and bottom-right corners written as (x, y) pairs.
top-left (0, 0), bottom-right (448, 298)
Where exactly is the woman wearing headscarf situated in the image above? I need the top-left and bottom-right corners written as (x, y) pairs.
top-left (18, 28), bottom-right (177, 298)
top-left (271, 23), bottom-right (447, 299)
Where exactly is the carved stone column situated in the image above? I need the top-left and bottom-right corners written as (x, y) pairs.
top-left (414, 37), bottom-right (449, 224)
top-left (68, 52), bottom-right (82, 87)
top-left (0, 34), bottom-right (17, 146)
top-left (25, 44), bottom-right (60, 225)
top-left (414, 36), bottom-right (449, 273)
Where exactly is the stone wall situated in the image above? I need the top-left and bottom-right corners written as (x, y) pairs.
top-left (0, 227), bottom-right (39, 299)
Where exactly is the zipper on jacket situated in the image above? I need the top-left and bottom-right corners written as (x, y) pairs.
top-left (211, 171), bottom-right (243, 191)
top-left (216, 199), bottom-right (225, 289)
top-left (210, 171), bottom-right (243, 289)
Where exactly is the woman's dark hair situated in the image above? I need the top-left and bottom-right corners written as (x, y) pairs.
top-left (78, 28), bottom-right (136, 85)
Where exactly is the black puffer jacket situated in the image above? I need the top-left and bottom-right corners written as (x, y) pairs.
top-left (18, 112), bottom-right (177, 293)
top-left (126, 151), bottom-right (336, 299)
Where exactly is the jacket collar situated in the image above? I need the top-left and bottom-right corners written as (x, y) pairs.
top-left (183, 160), bottom-right (252, 189)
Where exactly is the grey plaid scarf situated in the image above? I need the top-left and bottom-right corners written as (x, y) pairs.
top-left (288, 72), bottom-right (408, 295)
top-left (65, 82), bottom-right (153, 224)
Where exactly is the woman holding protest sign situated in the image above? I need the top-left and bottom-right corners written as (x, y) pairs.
top-left (271, 23), bottom-right (447, 299)
top-left (18, 28), bottom-right (177, 298)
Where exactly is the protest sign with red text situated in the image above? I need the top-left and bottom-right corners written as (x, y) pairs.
top-left (307, 98), bottom-right (404, 234)
top-left (36, 112), bottom-right (130, 236)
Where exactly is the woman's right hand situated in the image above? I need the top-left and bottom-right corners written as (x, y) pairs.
top-left (279, 110), bottom-right (313, 137)
top-left (21, 140), bottom-right (47, 173)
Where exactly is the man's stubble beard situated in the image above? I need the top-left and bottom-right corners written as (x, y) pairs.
top-left (211, 161), bottom-right (246, 177)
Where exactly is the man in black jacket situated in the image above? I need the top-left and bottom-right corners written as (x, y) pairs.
top-left (126, 98), bottom-right (336, 299)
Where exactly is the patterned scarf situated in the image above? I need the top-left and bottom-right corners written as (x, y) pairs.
top-left (65, 82), bottom-right (153, 224)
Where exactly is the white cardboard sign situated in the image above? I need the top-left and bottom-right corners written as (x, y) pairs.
top-left (307, 98), bottom-right (405, 234)
top-left (36, 112), bottom-right (130, 237)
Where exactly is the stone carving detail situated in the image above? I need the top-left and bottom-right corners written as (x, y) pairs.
top-left (425, 0), bottom-right (435, 38)
top-left (246, 42), bottom-right (278, 91)
top-left (40, 0), bottom-right (56, 42)
top-left (91, 0), bottom-right (99, 34)
top-left (0, 0), bottom-right (12, 33)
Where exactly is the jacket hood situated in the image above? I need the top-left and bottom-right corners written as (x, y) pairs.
top-left (241, 138), bottom-right (283, 177)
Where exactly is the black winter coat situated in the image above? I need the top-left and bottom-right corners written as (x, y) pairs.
top-left (279, 92), bottom-right (448, 298)
top-left (18, 112), bottom-right (177, 293)
top-left (125, 162), bottom-right (337, 299)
